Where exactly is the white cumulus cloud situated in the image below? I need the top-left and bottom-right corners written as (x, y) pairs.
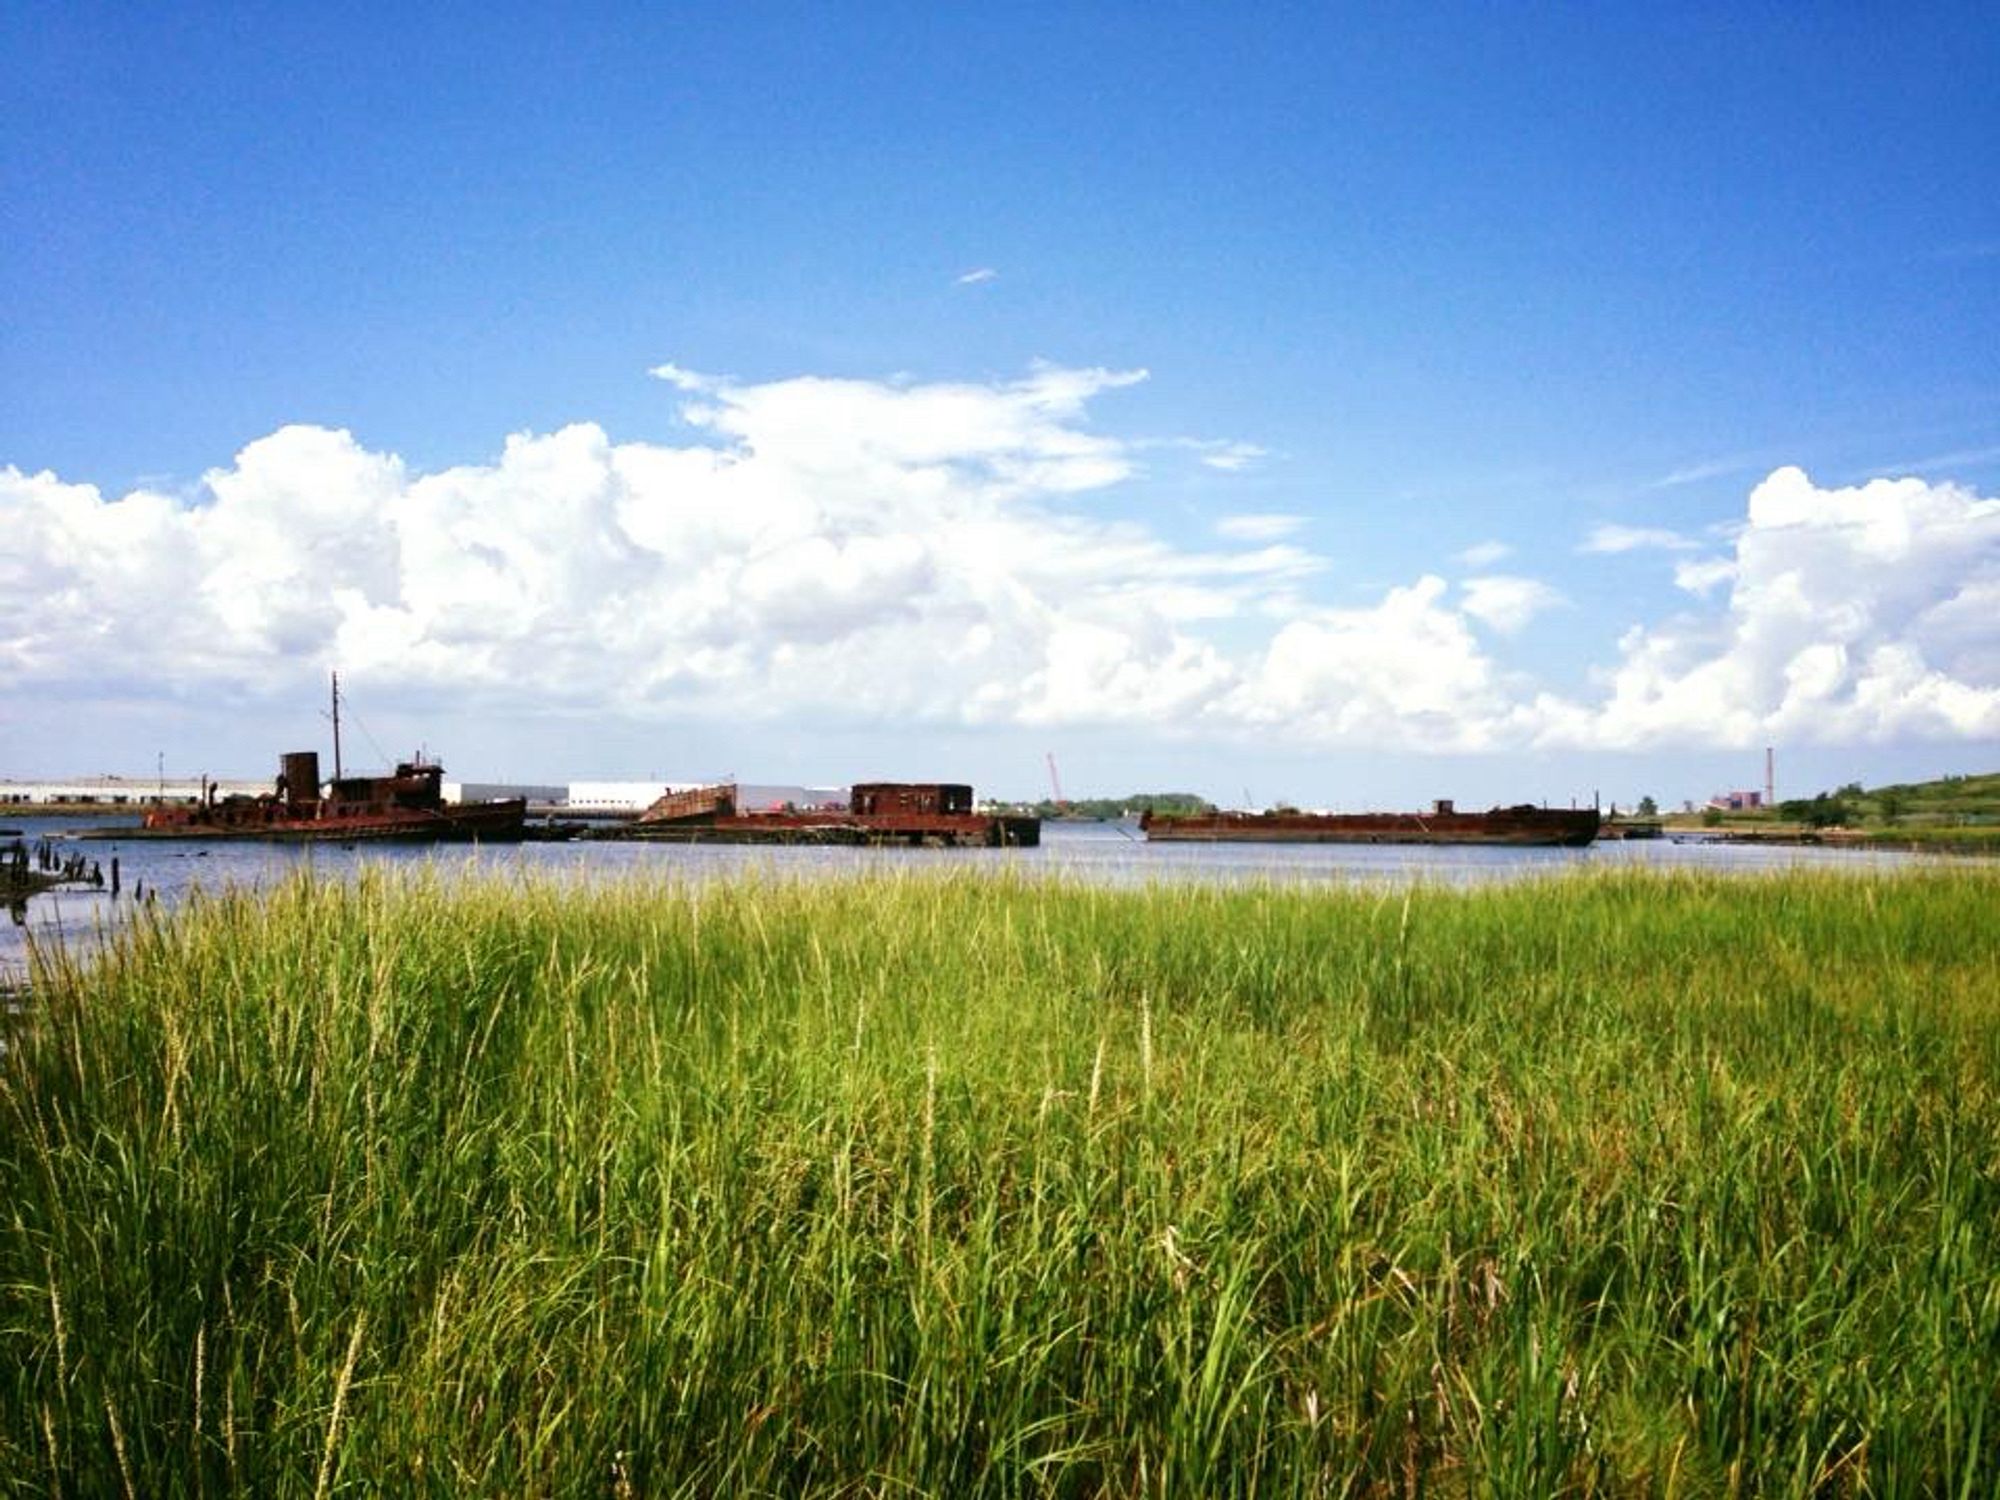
top-left (1673, 556), bottom-right (1736, 595)
top-left (4, 374), bottom-right (1996, 760)
top-left (1571, 466), bottom-right (2000, 747)
top-left (1220, 577), bottom-right (1522, 752)
top-left (0, 365), bottom-right (1296, 734)
top-left (1459, 575), bottom-right (1567, 635)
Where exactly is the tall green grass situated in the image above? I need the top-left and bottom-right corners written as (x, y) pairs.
top-left (4, 866), bottom-right (1998, 1496)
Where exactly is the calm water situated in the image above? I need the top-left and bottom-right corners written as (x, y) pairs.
top-left (0, 813), bottom-right (1957, 984)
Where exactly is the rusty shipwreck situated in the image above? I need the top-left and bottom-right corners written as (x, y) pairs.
top-left (1140, 799), bottom-right (1600, 847)
top-left (120, 754), bottom-right (528, 843)
top-left (103, 676), bottom-right (526, 843)
top-left (614, 782), bottom-right (1039, 847)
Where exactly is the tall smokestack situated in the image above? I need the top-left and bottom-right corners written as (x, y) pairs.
top-left (1765, 746), bottom-right (1776, 807)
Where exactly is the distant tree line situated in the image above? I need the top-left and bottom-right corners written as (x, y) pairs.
top-left (1004, 792), bottom-right (1215, 820)
top-left (1780, 792), bottom-right (1855, 828)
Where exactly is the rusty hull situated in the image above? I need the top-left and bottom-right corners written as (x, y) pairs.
top-left (624, 782), bottom-right (1039, 847)
top-left (115, 756), bottom-right (527, 842)
top-left (1141, 801), bottom-right (1600, 847)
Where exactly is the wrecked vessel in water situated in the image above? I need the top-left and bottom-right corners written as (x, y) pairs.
top-left (90, 675), bottom-right (527, 843)
top-left (614, 782), bottom-right (1039, 847)
top-left (117, 753), bottom-right (528, 842)
top-left (1140, 799), bottom-right (1600, 847)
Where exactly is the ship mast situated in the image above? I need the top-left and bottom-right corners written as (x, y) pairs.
top-left (331, 671), bottom-right (343, 782)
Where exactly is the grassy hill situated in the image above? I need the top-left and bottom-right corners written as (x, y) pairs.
top-left (1839, 770), bottom-right (2000, 847)
top-left (1665, 768), bottom-right (2000, 848)
top-left (1851, 769), bottom-right (2000, 822)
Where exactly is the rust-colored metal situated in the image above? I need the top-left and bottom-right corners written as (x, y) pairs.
top-left (624, 782), bottom-right (1038, 847)
top-left (116, 755), bottom-right (526, 842)
top-left (94, 676), bottom-right (526, 842)
top-left (1141, 800), bottom-right (1600, 847)
top-left (635, 784), bottom-right (739, 824)
top-left (280, 751), bottom-right (321, 811)
top-left (849, 783), bottom-right (974, 816)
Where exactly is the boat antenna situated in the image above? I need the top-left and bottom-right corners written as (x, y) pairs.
top-left (331, 671), bottom-right (343, 781)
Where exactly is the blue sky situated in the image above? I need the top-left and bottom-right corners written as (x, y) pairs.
top-left (4, 4), bottom-right (1997, 806)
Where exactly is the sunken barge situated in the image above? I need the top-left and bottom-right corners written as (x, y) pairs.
top-left (612, 782), bottom-right (1039, 847)
top-left (1140, 799), bottom-right (1601, 848)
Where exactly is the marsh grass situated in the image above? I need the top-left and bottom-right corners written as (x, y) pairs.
top-left (3, 865), bottom-right (1998, 1495)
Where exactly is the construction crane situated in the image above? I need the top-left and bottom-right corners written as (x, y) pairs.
top-left (1045, 751), bottom-right (1066, 807)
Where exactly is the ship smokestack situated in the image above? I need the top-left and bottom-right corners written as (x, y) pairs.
top-left (281, 751), bottom-right (321, 809)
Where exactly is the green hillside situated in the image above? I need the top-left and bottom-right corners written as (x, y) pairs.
top-left (1853, 769), bottom-right (2000, 821)
top-left (1839, 770), bottom-right (2000, 846)
top-left (1667, 768), bottom-right (2000, 847)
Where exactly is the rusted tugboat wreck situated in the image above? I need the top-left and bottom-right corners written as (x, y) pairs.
top-left (612, 782), bottom-right (1039, 847)
top-left (107, 752), bottom-right (528, 843)
top-left (86, 676), bottom-right (526, 843)
top-left (1141, 799), bottom-right (1600, 847)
